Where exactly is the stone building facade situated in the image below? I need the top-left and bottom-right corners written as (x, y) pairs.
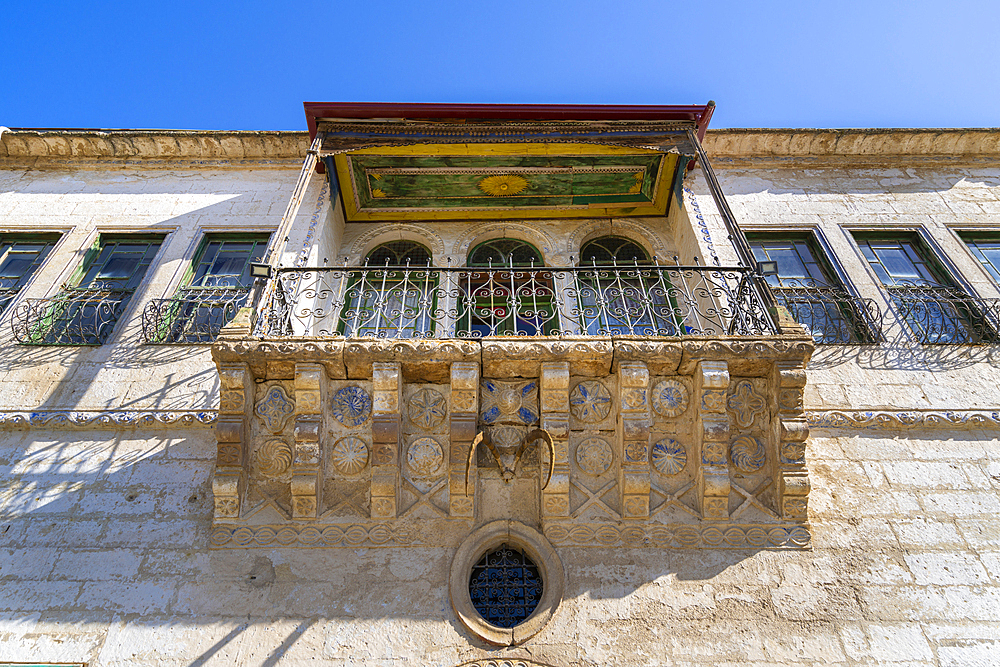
top-left (0, 107), bottom-right (998, 666)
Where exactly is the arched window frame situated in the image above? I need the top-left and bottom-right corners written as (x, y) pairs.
top-left (458, 238), bottom-right (559, 337)
top-left (575, 235), bottom-right (679, 336)
top-left (340, 240), bottom-right (437, 338)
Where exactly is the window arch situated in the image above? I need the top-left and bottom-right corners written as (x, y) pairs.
top-left (459, 238), bottom-right (557, 337)
top-left (579, 236), bottom-right (651, 265)
top-left (468, 238), bottom-right (543, 267)
top-left (365, 240), bottom-right (432, 266)
top-left (341, 241), bottom-right (436, 338)
top-left (576, 235), bottom-right (677, 335)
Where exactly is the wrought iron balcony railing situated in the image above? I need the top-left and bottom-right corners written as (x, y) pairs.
top-left (889, 285), bottom-right (1000, 344)
top-left (142, 287), bottom-right (251, 344)
top-left (771, 286), bottom-right (883, 344)
top-left (11, 289), bottom-right (132, 345)
top-left (253, 263), bottom-right (779, 339)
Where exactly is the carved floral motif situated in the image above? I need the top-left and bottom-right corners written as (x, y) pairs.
top-left (730, 435), bottom-right (766, 473)
top-left (651, 438), bottom-right (687, 475)
top-left (651, 380), bottom-right (688, 418)
top-left (569, 381), bottom-right (612, 423)
top-left (407, 388), bottom-right (447, 430)
top-left (407, 437), bottom-right (444, 476)
top-left (575, 437), bottom-right (613, 475)
top-left (254, 385), bottom-right (294, 433)
top-left (331, 386), bottom-right (372, 426)
top-left (331, 436), bottom-right (370, 475)
top-left (727, 381), bottom-right (766, 429)
top-left (257, 438), bottom-right (293, 477)
top-left (480, 379), bottom-right (538, 425)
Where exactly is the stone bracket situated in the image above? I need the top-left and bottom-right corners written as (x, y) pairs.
top-left (618, 361), bottom-right (650, 519)
top-left (371, 362), bottom-right (402, 518)
top-left (696, 360), bottom-right (730, 520)
top-left (540, 362), bottom-right (570, 518)
top-left (449, 361), bottom-right (479, 517)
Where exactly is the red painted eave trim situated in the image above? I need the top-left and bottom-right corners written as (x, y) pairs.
top-left (304, 102), bottom-right (715, 142)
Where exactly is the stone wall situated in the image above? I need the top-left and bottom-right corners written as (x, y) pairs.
top-left (1, 129), bottom-right (999, 666)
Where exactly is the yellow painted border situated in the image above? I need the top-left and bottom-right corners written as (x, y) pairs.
top-left (334, 144), bottom-right (676, 221)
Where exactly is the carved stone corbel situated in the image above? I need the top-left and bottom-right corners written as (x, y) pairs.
top-left (617, 361), bottom-right (650, 519)
top-left (449, 362), bottom-right (479, 517)
top-left (696, 360), bottom-right (730, 520)
top-left (775, 361), bottom-right (810, 520)
top-left (371, 362), bottom-right (402, 518)
top-left (213, 362), bottom-right (251, 519)
top-left (290, 362), bottom-right (323, 519)
top-left (539, 362), bottom-right (570, 517)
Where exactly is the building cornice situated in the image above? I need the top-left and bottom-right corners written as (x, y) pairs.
top-left (704, 127), bottom-right (1000, 167)
top-left (2, 127), bottom-right (999, 169)
top-left (0, 129), bottom-right (310, 168)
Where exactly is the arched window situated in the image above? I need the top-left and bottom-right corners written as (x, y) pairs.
top-left (459, 238), bottom-right (557, 336)
top-left (341, 240), bottom-right (436, 338)
top-left (576, 235), bottom-right (677, 335)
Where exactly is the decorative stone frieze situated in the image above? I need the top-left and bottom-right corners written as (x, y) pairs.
top-left (209, 334), bottom-right (814, 545)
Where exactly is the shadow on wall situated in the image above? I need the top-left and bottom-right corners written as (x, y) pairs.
top-left (0, 428), bottom-right (807, 663)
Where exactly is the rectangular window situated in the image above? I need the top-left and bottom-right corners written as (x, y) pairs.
top-left (959, 233), bottom-right (1000, 284)
top-left (13, 235), bottom-right (163, 345)
top-left (143, 234), bottom-right (269, 343)
top-left (0, 234), bottom-right (59, 314)
top-left (854, 232), bottom-right (993, 344)
top-left (748, 234), bottom-right (880, 344)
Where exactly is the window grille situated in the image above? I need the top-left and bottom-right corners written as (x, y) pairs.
top-left (459, 239), bottom-right (556, 337)
top-left (469, 544), bottom-right (543, 628)
top-left (143, 235), bottom-right (269, 343)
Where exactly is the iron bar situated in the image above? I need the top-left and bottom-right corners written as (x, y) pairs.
top-left (142, 287), bottom-right (252, 344)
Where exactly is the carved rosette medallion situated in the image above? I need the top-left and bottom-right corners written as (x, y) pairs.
top-left (624, 440), bottom-right (648, 463)
top-left (331, 386), bottom-right (372, 426)
top-left (728, 381), bottom-right (766, 430)
top-left (255, 385), bottom-right (294, 433)
top-left (569, 381), bottom-right (612, 423)
top-left (575, 437), bottom-right (613, 476)
top-left (257, 438), bottom-right (293, 477)
top-left (407, 437), bottom-right (444, 476)
top-left (650, 438), bottom-right (686, 475)
top-left (480, 379), bottom-right (538, 425)
top-left (652, 380), bottom-right (688, 418)
top-left (730, 435), bottom-right (766, 473)
top-left (407, 388), bottom-right (447, 430)
top-left (331, 436), bottom-right (370, 475)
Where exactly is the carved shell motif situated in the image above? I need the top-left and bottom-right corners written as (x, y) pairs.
top-left (257, 438), bottom-right (293, 477)
top-left (730, 435), bottom-right (766, 473)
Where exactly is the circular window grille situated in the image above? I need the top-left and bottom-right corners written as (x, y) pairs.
top-left (469, 544), bottom-right (543, 628)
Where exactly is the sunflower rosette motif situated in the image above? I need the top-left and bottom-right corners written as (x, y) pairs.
top-left (478, 174), bottom-right (529, 197)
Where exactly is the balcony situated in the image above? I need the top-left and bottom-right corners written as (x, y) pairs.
top-left (889, 285), bottom-right (1000, 345)
top-left (11, 289), bottom-right (131, 345)
top-left (771, 286), bottom-right (883, 344)
top-left (253, 263), bottom-right (779, 340)
top-left (142, 287), bottom-right (251, 344)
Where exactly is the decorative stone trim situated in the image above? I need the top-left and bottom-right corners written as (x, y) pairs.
top-left (0, 409), bottom-right (217, 429)
top-left (348, 223), bottom-right (447, 265)
top-left (544, 521), bottom-right (810, 549)
top-left (210, 522), bottom-right (424, 548)
top-left (704, 128), bottom-right (1000, 167)
top-left (806, 409), bottom-right (1000, 430)
top-left (450, 520), bottom-right (564, 646)
top-left (0, 129), bottom-right (309, 162)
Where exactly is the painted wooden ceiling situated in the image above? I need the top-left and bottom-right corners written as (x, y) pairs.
top-left (328, 143), bottom-right (684, 222)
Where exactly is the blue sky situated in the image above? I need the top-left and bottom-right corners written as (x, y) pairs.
top-left (3, 1), bottom-right (996, 130)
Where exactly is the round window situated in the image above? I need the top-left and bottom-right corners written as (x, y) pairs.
top-left (469, 544), bottom-right (543, 628)
top-left (450, 521), bottom-right (564, 646)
